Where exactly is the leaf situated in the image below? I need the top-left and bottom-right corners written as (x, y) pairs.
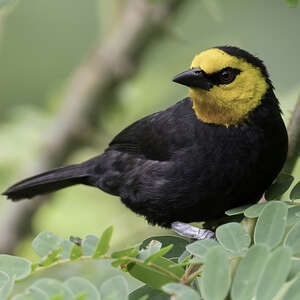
top-left (144, 245), bottom-right (173, 263)
top-left (128, 256), bottom-right (184, 290)
top-left (231, 244), bottom-right (270, 300)
top-left (177, 250), bottom-right (190, 264)
top-left (282, 276), bottom-right (300, 299)
top-left (82, 235), bottom-right (99, 257)
top-left (100, 275), bottom-right (128, 300)
top-left (200, 246), bottom-right (230, 300)
top-left (265, 173), bottom-right (294, 200)
top-left (38, 248), bottom-right (62, 267)
top-left (111, 248), bottom-right (139, 259)
top-left (128, 262), bottom-right (176, 290)
top-left (138, 241), bottom-right (162, 261)
top-left (216, 222), bottom-right (250, 256)
top-left (0, 271), bottom-right (14, 299)
top-left (33, 278), bottom-right (73, 300)
top-left (163, 283), bottom-right (200, 300)
top-left (285, 0), bottom-right (299, 8)
top-left (244, 202), bottom-right (269, 218)
top-left (32, 232), bottom-right (63, 257)
top-left (59, 240), bottom-right (74, 260)
top-left (0, 255), bottom-right (31, 280)
top-left (65, 277), bottom-right (100, 300)
top-left (12, 286), bottom-right (49, 300)
top-left (290, 181), bottom-right (300, 200)
top-left (287, 206), bottom-right (300, 226)
top-left (186, 239), bottom-right (219, 262)
top-left (129, 285), bottom-right (169, 300)
top-left (256, 246), bottom-right (292, 300)
top-left (70, 244), bottom-right (83, 261)
top-left (140, 236), bottom-right (188, 260)
top-left (254, 201), bottom-right (288, 248)
top-left (93, 226), bottom-right (113, 258)
top-left (284, 221), bottom-right (300, 255)
top-left (225, 204), bottom-right (252, 216)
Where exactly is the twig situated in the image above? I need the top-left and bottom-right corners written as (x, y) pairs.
top-left (0, 0), bottom-right (185, 254)
top-left (284, 95), bottom-right (300, 174)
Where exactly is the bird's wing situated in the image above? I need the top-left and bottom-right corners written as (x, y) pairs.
top-left (108, 98), bottom-right (195, 161)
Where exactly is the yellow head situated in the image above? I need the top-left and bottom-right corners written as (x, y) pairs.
top-left (173, 46), bottom-right (271, 127)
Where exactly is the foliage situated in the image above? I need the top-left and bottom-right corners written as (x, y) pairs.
top-left (0, 176), bottom-right (299, 299)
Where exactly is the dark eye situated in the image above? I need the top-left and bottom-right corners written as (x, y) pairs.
top-left (219, 69), bottom-right (234, 83)
top-left (209, 68), bottom-right (240, 85)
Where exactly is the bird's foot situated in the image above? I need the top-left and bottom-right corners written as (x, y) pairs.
top-left (171, 221), bottom-right (216, 240)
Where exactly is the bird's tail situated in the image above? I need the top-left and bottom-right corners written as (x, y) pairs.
top-left (3, 162), bottom-right (95, 201)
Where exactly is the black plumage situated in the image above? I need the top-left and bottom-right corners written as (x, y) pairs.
top-left (3, 46), bottom-right (288, 228)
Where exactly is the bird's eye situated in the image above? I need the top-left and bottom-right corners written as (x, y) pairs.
top-left (210, 67), bottom-right (240, 85)
top-left (219, 69), bottom-right (233, 83)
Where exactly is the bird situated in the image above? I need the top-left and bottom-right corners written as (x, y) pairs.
top-left (3, 46), bottom-right (288, 239)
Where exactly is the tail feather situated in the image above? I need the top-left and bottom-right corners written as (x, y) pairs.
top-left (3, 163), bottom-right (92, 201)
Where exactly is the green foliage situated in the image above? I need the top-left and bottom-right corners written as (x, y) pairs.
top-left (3, 179), bottom-right (300, 299)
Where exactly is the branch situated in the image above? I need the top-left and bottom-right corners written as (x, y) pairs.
top-left (284, 95), bottom-right (300, 174)
top-left (0, 0), bottom-right (185, 254)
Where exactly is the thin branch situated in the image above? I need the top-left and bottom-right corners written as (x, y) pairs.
top-left (284, 95), bottom-right (300, 174)
top-left (0, 0), bottom-right (185, 254)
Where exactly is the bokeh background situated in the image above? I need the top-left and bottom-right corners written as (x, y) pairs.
top-left (0, 0), bottom-right (299, 291)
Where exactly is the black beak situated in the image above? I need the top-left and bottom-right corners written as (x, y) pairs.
top-left (172, 68), bottom-right (212, 90)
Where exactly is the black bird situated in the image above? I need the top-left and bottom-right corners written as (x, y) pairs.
top-left (3, 46), bottom-right (288, 239)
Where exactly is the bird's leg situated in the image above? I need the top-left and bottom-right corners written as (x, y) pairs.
top-left (171, 221), bottom-right (216, 240)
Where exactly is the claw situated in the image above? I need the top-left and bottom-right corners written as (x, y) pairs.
top-left (171, 221), bottom-right (216, 240)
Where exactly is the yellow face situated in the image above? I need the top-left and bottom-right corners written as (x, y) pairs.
top-left (188, 48), bottom-right (268, 126)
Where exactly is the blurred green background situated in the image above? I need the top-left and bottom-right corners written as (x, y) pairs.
top-left (0, 0), bottom-right (299, 291)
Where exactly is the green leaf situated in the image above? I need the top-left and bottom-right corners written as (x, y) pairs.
top-left (12, 287), bottom-right (49, 300)
top-left (186, 239), bottom-right (219, 262)
top-left (82, 235), bottom-right (99, 257)
top-left (254, 201), bottom-right (288, 248)
top-left (33, 278), bottom-right (73, 300)
top-left (244, 202), bottom-right (269, 218)
top-left (70, 244), bottom-right (83, 261)
top-left (0, 271), bottom-right (14, 299)
top-left (65, 277), bottom-right (100, 300)
top-left (144, 245), bottom-right (173, 263)
top-left (59, 240), bottom-right (74, 260)
top-left (290, 181), bottom-right (300, 200)
top-left (285, 0), bottom-right (299, 8)
top-left (225, 204), bottom-right (252, 216)
top-left (32, 232), bottom-right (63, 257)
top-left (163, 283), bottom-right (200, 300)
top-left (200, 246), bottom-right (230, 300)
top-left (177, 250), bottom-right (190, 264)
top-left (93, 226), bottom-right (113, 258)
top-left (284, 221), bottom-right (300, 255)
top-left (73, 293), bottom-right (87, 300)
top-left (138, 241), bottom-right (162, 261)
top-left (282, 276), bottom-right (300, 299)
top-left (129, 285), bottom-right (168, 300)
top-left (265, 173), bottom-right (294, 200)
top-left (287, 206), bottom-right (300, 226)
top-left (128, 256), bottom-right (183, 290)
top-left (216, 222), bottom-right (250, 256)
top-left (38, 248), bottom-right (62, 267)
top-left (0, 255), bottom-right (31, 280)
top-left (100, 275), bottom-right (128, 300)
top-left (111, 248), bottom-right (139, 259)
top-left (256, 247), bottom-right (292, 300)
top-left (231, 245), bottom-right (270, 300)
top-left (128, 262), bottom-right (176, 290)
top-left (140, 236), bottom-right (188, 260)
